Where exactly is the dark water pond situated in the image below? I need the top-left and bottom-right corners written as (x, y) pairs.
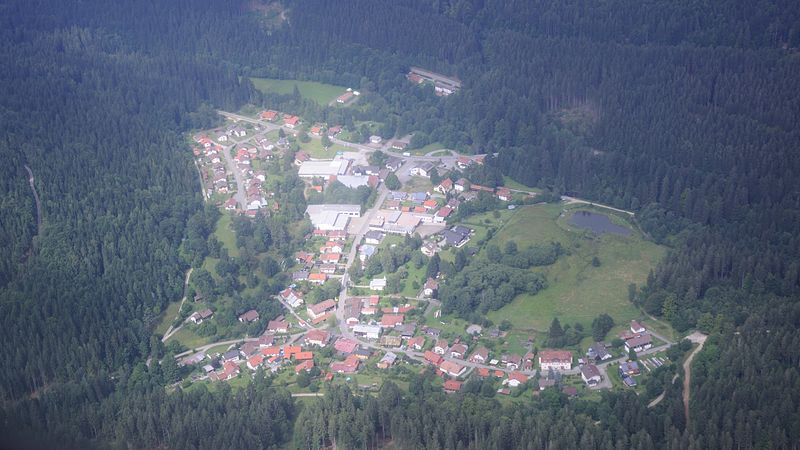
top-left (569, 211), bottom-right (631, 236)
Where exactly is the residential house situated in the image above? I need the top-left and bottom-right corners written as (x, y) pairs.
top-left (410, 162), bottom-right (435, 177)
top-left (423, 278), bottom-right (439, 297)
top-left (247, 355), bottom-right (265, 370)
top-left (334, 338), bottom-right (359, 355)
top-left (538, 378), bottom-right (556, 390)
top-left (179, 352), bottom-right (206, 366)
top-left (407, 336), bottom-right (425, 350)
top-left (189, 309), bottom-right (214, 324)
top-left (539, 350), bottom-right (573, 371)
top-left (305, 329), bottom-right (330, 347)
top-left (454, 178), bottom-right (469, 192)
top-left (433, 339), bottom-right (449, 355)
top-left (625, 334), bottom-right (652, 353)
top-left (435, 178), bottom-right (453, 194)
top-left (283, 115), bottom-right (301, 128)
top-left (380, 314), bottom-right (404, 328)
top-left (587, 343), bottom-right (613, 361)
top-left (369, 135), bottom-right (382, 144)
top-left (307, 299), bottom-right (337, 320)
top-left (421, 241), bottom-right (438, 257)
top-left (581, 364), bottom-right (602, 386)
top-left (267, 319), bottom-right (289, 334)
top-left (391, 141), bottom-right (408, 151)
top-left (444, 379), bottom-right (463, 393)
top-left (260, 110), bottom-right (278, 121)
top-left (385, 157), bottom-right (403, 172)
top-left (503, 354), bottom-right (522, 370)
top-left (469, 347), bottom-right (490, 364)
top-left (424, 350), bottom-right (444, 366)
top-left (359, 244), bottom-right (376, 263)
top-left (395, 322), bottom-right (416, 338)
top-left (619, 361), bottom-right (641, 377)
top-left (506, 371), bottom-right (529, 388)
top-left (239, 342), bottom-right (260, 357)
top-left (238, 309), bottom-right (260, 323)
top-left (377, 352), bottom-right (397, 369)
top-left (330, 354), bottom-right (360, 374)
top-left (449, 343), bottom-right (468, 359)
top-left (280, 288), bottom-right (304, 308)
top-left (440, 360), bottom-right (466, 378)
top-left (308, 272), bottom-right (328, 284)
top-left (364, 230), bottom-right (384, 245)
top-left (630, 320), bottom-right (646, 334)
top-left (258, 334), bottom-right (275, 347)
top-left (294, 151), bottom-right (310, 165)
top-left (295, 360), bottom-right (314, 373)
top-left (496, 188), bottom-right (511, 201)
top-left (292, 271), bottom-right (310, 282)
top-left (562, 386), bottom-right (579, 397)
top-left (434, 206), bottom-right (452, 223)
top-left (222, 349), bottom-right (241, 363)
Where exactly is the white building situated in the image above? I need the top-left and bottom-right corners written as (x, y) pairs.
top-left (305, 204), bottom-right (361, 231)
top-left (369, 277), bottom-right (387, 291)
top-left (297, 159), bottom-right (350, 178)
top-left (353, 324), bottom-right (381, 340)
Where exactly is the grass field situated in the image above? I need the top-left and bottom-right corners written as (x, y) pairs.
top-left (249, 77), bottom-right (347, 105)
top-left (154, 299), bottom-right (183, 336)
top-left (501, 176), bottom-right (541, 193)
top-left (401, 176), bottom-right (434, 193)
top-left (299, 138), bottom-right (349, 159)
top-left (485, 203), bottom-right (666, 333)
top-left (215, 213), bottom-right (239, 257)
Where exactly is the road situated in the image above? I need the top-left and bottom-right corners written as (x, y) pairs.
top-left (682, 332), bottom-right (707, 423)
top-left (162, 267), bottom-right (194, 342)
top-left (24, 165), bottom-right (43, 233)
top-left (174, 331), bottom-right (306, 359)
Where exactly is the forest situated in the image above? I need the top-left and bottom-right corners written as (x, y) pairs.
top-left (1, 0), bottom-right (800, 448)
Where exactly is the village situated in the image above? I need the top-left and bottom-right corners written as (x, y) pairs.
top-left (168, 97), bottom-right (682, 402)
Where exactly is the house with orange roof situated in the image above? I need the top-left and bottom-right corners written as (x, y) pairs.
top-left (308, 272), bottom-right (328, 284)
top-left (295, 351), bottom-right (314, 361)
top-left (283, 345), bottom-right (302, 359)
top-left (295, 360), bottom-right (314, 373)
top-left (260, 110), bottom-right (278, 121)
top-left (283, 115), bottom-right (301, 128)
top-left (444, 379), bottom-right (463, 393)
top-left (247, 354), bottom-right (265, 370)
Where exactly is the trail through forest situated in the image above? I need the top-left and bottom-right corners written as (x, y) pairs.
top-left (683, 332), bottom-right (708, 423)
top-left (24, 165), bottom-right (42, 234)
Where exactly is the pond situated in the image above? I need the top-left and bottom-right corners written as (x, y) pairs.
top-left (569, 211), bottom-right (631, 236)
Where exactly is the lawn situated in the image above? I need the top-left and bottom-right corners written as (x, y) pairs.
top-left (171, 326), bottom-right (214, 350)
top-left (485, 203), bottom-right (666, 334)
top-left (298, 137), bottom-right (349, 159)
top-left (414, 142), bottom-right (445, 155)
top-left (215, 213), bottom-right (239, 257)
top-left (502, 176), bottom-right (541, 193)
top-left (401, 176), bottom-right (434, 193)
top-left (249, 77), bottom-right (348, 105)
top-left (155, 299), bottom-right (183, 336)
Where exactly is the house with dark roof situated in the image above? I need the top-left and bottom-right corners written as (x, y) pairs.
top-left (238, 309), bottom-right (260, 323)
top-left (580, 364), bottom-right (602, 386)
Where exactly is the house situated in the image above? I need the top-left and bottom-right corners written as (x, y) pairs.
top-left (449, 343), bottom-right (468, 359)
top-left (307, 299), bottom-right (337, 320)
top-left (336, 92), bottom-right (354, 104)
top-left (352, 347), bottom-right (372, 359)
top-left (308, 273), bottom-right (328, 285)
top-left (258, 334), bottom-right (275, 347)
top-left (304, 329), bottom-right (330, 347)
top-left (587, 342), bottom-right (613, 361)
top-left (423, 199), bottom-right (438, 210)
top-left (247, 354), bottom-right (265, 370)
top-left (318, 263), bottom-right (335, 275)
top-left (523, 352), bottom-right (535, 371)
top-left (327, 125), bottom-right (342, 137)
top-left (423, 278), bottom-right (439, 297)
top-left (433, 339), bottom-right (449, 355)
top-left (239, 342), bottom-right (260, 357)
top-left (440, 360), bottom-right (466, 378)
top-left (223, 197), bottom-right (238, 211)
top-left (624, 334), bottom-right (653, 353)
top-left (295, 360), bottom-right (315, 373)
top-left (353, 324), bottom-right (381, 340)
top-left (503, 354), bottom-right (522, 370)
top-left (385, 157), bottom-right (403, 172)
top-left (222, 349), bottom-right (241, 363)
top-left (630, 320), bottom-right (646, 334)
top-left (421, 241), bottom-right (438, 257)
top-left (295, 351), bottom-right (314, 361)
top-left (423, 326), bottom-right (441, 338)
top-left (424, 350), bottom-right (443, 366)
top-left (539, 350), bottom-right (573, 371)
top-left (506, 371), bottom-right (529, 388)
top-left (622, 375), bottom-right (637, 387)
top-left (377, 352), bottom-right (398, 369)
top-left (238, 309), bottom-right (260, 323)
top-left (408, 192), bottom-right (428, 203)
top-left (434, 206), bottom-right (452, 223)
top-left (294, 151), bottom-right (310, 165)
top-left (410, 162), bottom-right (435, 178)
top-left (369, 277), bottom-right (387, 291)
top-left (364, 230), bottom-right (384, 245)
top-left (444, 379), bottom-right (463, 393)
top-left (562, 386), bottom-right (579, 397)
top-left (292, 271), bottom-right (310, 282)
top-left (330, 354), bottom-right (360, 374)
top-left (267, 318), bottom-right (289, 334)
top-left (334, 338), bottom-right (359, 355)
top-left (581, 364), bottom-right (602, 386)
top-left (280, 288), bottom-right (304, 308)
top-left (466, 324), bottom-right (483, 336)
top-left (441, 226), bottom-right (471, 247)
top-left (469, 347), bottom-right (489, 364)
top-left (283, 345), bottom-right (302, 359)
top-left (456, 156), bottom-right (472, 169)
top-left (309, 125), bottom-right (323, 136)
top-left (380, 314), bottom-right (404, 328)
top-left (454, 178), bottom-right (469, 192)
top-left (210, 361), bottom-right (240, 381)
top-left (391, 141), bottom-right (408, 150)
top-left (359, 245), bottom-right (376, 262)
top-left (435, 178), bottom-right (453, 194)
top-left (407, 336), bottom-right (425, 350)
top-left (179, 352), bottom-right (206, 366)
top-left (283, 115), bottom-right (301, 128)
top-left (260, 110), bottom-right (278, 121)
top-left (619, 361), bottom-right (641, 377)
top-left (188, 309), bottom-right (214, 324)
top-left (369, 135), bottom-right (382, 144)
top-left (379, 335), bottom-right (402, 347)
top-left (260, 346), bottom-right (281, 357)
top-left (538, 378), bottom-right (556, 390)
top-left (319, 252), bottom-right (342, 264)
top-left (320, 241), bottom-right (344, 253)
top-left (496, 188), bottom-right (512, 202)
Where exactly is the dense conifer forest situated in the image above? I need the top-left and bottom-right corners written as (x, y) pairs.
top-left (1, 0), bottom-right (800, 448)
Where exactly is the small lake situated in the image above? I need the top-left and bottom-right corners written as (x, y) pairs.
top-left (569, 211), bottom-right (631, 236)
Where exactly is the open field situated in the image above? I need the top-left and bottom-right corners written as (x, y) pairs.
top-left (485, 203), bottom-right (666, 333)
top-left (250, 77), bottom-right (347, 105)
top-left (298, 138), bottom-right (349, 159)
top-left (155, 299), bottom-right (183, 336)
top-left (215, 213), bottom-right (240, 257)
